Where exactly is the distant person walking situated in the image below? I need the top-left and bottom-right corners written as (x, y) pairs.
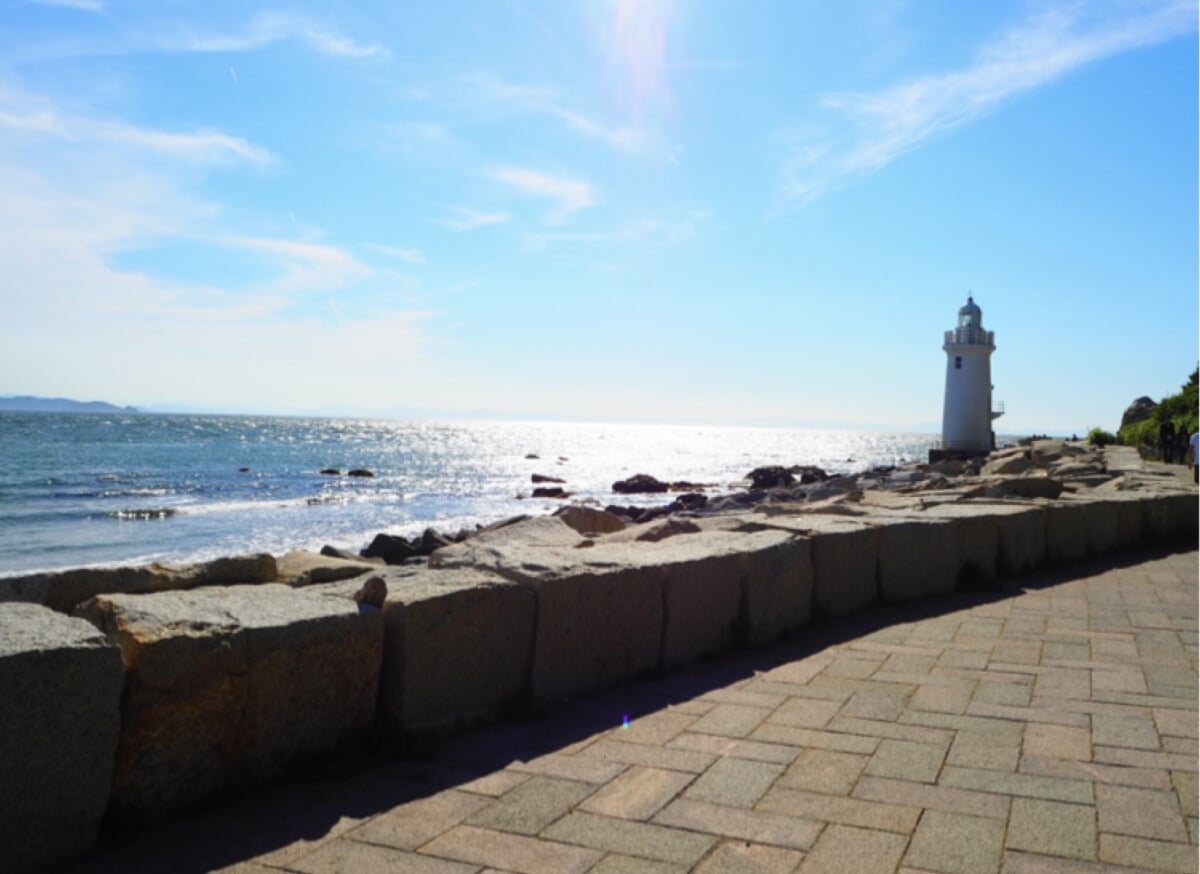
top-left (1189, 430), bottom-right (1199, 485)
top-left (1175, 428), bottom-right (1188, 466)
top-left (1159, 419), bottom-right (1176, 462)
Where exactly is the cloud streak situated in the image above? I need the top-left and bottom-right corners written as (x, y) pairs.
top-left (462, 71), bottom-right (668, 157)
top-left (432, 206), bottom-right (512, 232)
top-left (490, 166), bottom-right (594, 223)
top-left (778, 0), bottom-right (1197, 207)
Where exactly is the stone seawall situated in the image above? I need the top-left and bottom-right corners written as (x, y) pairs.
top-left (0, 444), bottom-right (1195, 871)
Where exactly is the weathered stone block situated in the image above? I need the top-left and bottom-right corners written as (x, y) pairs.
top-left (75, 585), bottom-right (382, 824)
top-left (433, 540), bottom-right (663, 703)
top-left (356, 567), bottom-right (535, 732)
top-left (737, 534), bottom-right (813, 647)
top-left (0, 603), bottom-right (124, 872)
top-left (1142, 493), bottom-right (1199, 544)
top-left (875, 517), bottom-right (959, 601)
top-left (1044, 502), bottom-right (1088, 564)
top-left (760, 516), bottom-right (877, 617)
top-left (1075, 498), bottom-right (1120, 556)
top-left (923, 504), bottom-right (1001, 585)
top-left (993, 504), bottom-right (1047, 576)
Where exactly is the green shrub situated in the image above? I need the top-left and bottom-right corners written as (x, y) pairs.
top-left (1116, 366), bottom-right (1198, 456)
top-left (1086, 427), bottom-right (1117, 446)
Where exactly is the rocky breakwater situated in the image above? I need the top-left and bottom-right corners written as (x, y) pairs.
top-left (0, 439), bottom-right (1196, 871)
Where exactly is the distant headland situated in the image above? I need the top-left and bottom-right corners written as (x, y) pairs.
top-left (0, 396), bottom-right (139, 414)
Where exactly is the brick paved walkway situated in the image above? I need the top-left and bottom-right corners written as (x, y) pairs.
top-left (70, 546), bottom-right (1199, 874)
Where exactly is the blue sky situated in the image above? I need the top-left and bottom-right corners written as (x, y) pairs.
top-left (1, 0), bottom-right (1196, 434)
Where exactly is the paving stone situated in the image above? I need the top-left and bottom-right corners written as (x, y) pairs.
top-left (684, 757), bottom-right (785, 808)
top-left (542, 811), bottom-right (716, 866)
top-left (1094, 783), bottom-right (1189, 842)
top-left (467, 776), bottom-right (593, 835)
top-left (778, 749), bottom-right (868, 796)
top-left (588, 853), bottom-right (686, 874)
top-left (1092, 746), bottom-right (1195, 771)
top-left (1091, 714), bottom-right (1161, 750)
top-left (654, 798), bottom-right (821, 850)
top-left (1097, 834), bottom-right (1199, 873)
top-left (580, 767), bottom-right (694, 821)
top-left (947, 732), bottom-right (1019, 772)
top-left (508, 752), bottom-right (628, 784)
top-left (866, 738), bottom-right (947, 783)
top-left (939, 766), bottom-right (1093, 804)
top-left (290, 839), bottom-right (479, 874)
top-left (669, 733), bottom-right (800, 764)
top-left (971, 681), bottom-right (1033, 707)
top-left (769, 698), bottom-right (844, 729)
top-left (1018, 755), bottom-right (1172, 790)
top-left (840, 688), bottom-right (910, 721)
top-left (750, 723), bottom-right (880, 755)
top-left (797, 824), bottom-right (907, 874)
top-left (1153, 707), bottom-right (1200, 739)
top-left (1023, 724), bottom-right (1091, 762)
top-left (419, 824), bottom-right (603, 874)
top-left (690, 704), bottom-right (774, 738)
top-left (458, 771), bottom-right (533, 797)
top-left (693, 840), bottom-right (804, 874)
top-left (903, 810), bottom-right (1005, 874)
top-left (910, 684), bottom-right (973, 715)
top-left (1170, 771), bottom-right (1198, 817)
top-left (581, 739), bottom-right (716, 774)
top-left (1006, 798), bottom-right (1097, 860)
top-left (851, 776), bottom-right (1009, 819)
top-left (350, 790), bottom-right (491, 850)
top-left (756, 787), bottom-right (920, 833)
top-left (614, 711), bottom-right (698, 746)
top-left (827, 716), bottom-right (953, 746)
top-left (1001, 849), bottom-right (1148, 873)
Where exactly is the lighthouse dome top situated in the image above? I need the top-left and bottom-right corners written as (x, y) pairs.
top-left (957, 295), bottom-right (982, 329)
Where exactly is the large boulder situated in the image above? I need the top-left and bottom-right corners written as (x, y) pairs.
top-left (746, 466), bottom-right (795, 489)
top-left (0, 553), bottom-right (278, 613)
top-left (554, 505), bottom-right (626, 535)
top-left (1120, 396), bottom-right (1156, 429)
top-left (612, 473), bottom-right (669, 494)
top-left (75, 585), bottom-right (383, 825)
top-left (0, 604), bottom-right (124, 872)
top-left (981, 453), bottom-right (1033, 476)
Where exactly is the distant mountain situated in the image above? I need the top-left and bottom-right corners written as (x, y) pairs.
top-left (0, 395), bottom-right (140, 413)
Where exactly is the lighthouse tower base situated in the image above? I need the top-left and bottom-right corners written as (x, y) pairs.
top-left (928, 442), bottom-right (994, 465)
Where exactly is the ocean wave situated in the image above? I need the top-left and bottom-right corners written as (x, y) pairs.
top-left (106, 508), bottom-right (179, 520)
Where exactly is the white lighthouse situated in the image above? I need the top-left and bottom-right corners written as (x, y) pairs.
top-left (941, 296), bottom-right (1002, 453)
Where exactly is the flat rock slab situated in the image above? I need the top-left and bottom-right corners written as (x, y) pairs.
top-left (76, 584), bottom-right (382, 824)
top-left (275, 550), bottom-right (378, 587)
top-left (0, 553), bottom-right (278, 613)
top-left (0, 603), bottom-right (124, 871)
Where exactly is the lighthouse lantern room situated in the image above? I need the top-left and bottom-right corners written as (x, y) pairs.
top-left (939, 295), bottom-right (1002, 456)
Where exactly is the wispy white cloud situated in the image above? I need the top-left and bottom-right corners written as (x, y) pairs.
top-left (490, 166), bottom-right (594, 223)
top-left (778, 0), bottom-right (1197, 208)
top-left (384, 120), bottom-right (464, 156)
top-left (26, 0), bottom-right (104, 11)
top-left (461, 70), bottom-right (669, 157)
top-left (216, 236), bottom-right (371, 292)
top-left (364, 242), bottom-right (426, 265)
top-left (164, 11), bottom-right (382, 58)
top-left (0, 95), bottom-right (273, 166)
top-left (432, 206), bottom-right (512, 232)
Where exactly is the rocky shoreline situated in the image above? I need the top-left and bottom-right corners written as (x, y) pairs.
top-left (1, 439), bottom-right (1196, 871)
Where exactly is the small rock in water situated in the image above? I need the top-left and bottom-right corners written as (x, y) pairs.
top-left (532, 487), bottom-right (569, 499)
top-left (525, 453), bottom-right (539, 459)
top-left (319, 468), bottom-right (340, 476)
top-left (238, 467), bottom-right (251, 473)
top-left (532, 473), bottom-right (566, 484)
top-left (612, 473), bottom-right (669, 494)
top-left (347, 468), bottom-right (374, 477)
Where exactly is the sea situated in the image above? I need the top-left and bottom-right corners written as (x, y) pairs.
top-left (0, 413), bottom-right (951, 578)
